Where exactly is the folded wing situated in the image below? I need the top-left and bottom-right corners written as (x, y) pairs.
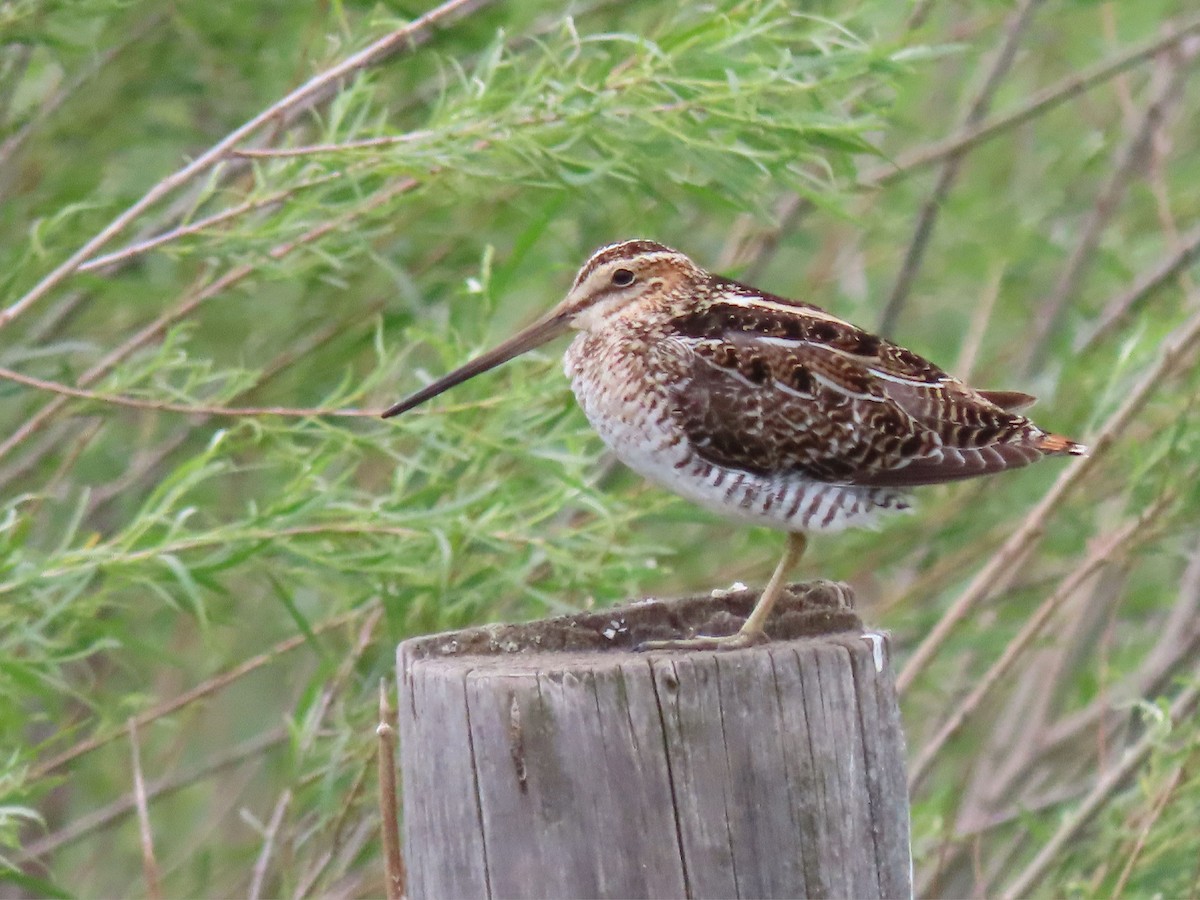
top-left (665, 296), bottom-right (1061, 488)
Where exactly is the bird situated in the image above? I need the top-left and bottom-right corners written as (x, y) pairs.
top-left (382, 239), bottom-right (1085, 650)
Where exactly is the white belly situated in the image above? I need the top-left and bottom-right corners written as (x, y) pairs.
top-left (562, 333), bottom-right (908, 533)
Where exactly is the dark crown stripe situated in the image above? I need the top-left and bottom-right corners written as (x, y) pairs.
top-left (572, 239), bottom-right (674, 289)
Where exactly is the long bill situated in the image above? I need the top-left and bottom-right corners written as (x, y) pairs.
top-left (380, 309), bottom-right (572, 418)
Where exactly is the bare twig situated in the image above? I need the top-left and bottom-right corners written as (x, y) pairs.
top-left (1000, 674), bottom-right (1200, 899)
top-left (232, 133), bottom-right (437, 158)
top-left (745, 12), bottom-right (1200, 284)
top-left (31, 605), bottom-right (372, 779)
top-left (1028, 543), bottom-right (1200, 767)
top-left (977, 563), bottom-right (1129, 817)
top-left (908, 492), bottom-right (1174, 790)
top-left (877, 0), bottom-right (1045, 335)
top-left (1024, 42), bottom-right (1199, 374)
top-left (20, 290), bottom-right (87, 347)
top-left (19, 728), bottom-right (287, 862)
top-left (378, 680), bottom-right (407, 900)
top-left (1076, 221), bottom-right (1200, 353)
top-left (0, 524), bottom-right (420, 598)
top-left (128, 718), bottom-right (163, 900)
top-left (77, 172), bottom-right (345, 273)
top-left (249, 790), bottom-right (292, 900)
top-left (737, 194), bottom-right (815, 286)
top-left (0, 0), bottom-right (494, 331)
top-left (291, 757), bottom-right (375, 899)
top-left (0, 45), bottom-right (34, 130)
top-left (0, 12), bottom-right (167, 179)
top-left (1109, 758), bottom-right (1191, 899)
top-left (0, 364), bottom-right (376, 418)
top-left (0, 176), bottom-right (418, 475)
top-left (1143, 42), bottom-right (1197, 302)
top-left (249, 607), bottom-right (383, 898)
top-left (954, 261), bottom-right (1005, 380)
top-left (906, 0), bottom-right (936, 31)
top-left (949, 778), bottom-right (1094, 841)
top-left (85, 300), bottom-right (386, 510)
top-left (860, 13), bottom-right (1200, 189)
top-left (322, 822), bottom-right (375, 898)
top-left (1101, 4), bottom-right (1139, 125)
top-left (898, 295), bottom-right (1200, 694)
top-left (1190, 834), bottom-right (1200, 900)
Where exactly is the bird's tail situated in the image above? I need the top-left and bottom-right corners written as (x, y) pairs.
top-left (1038, 433), bottom-right (1087, 456)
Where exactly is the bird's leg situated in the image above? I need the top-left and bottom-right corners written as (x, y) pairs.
top-left (739, 531), bottom-right (808, 637)
top-left (639, 532), bottom-right (808, 651)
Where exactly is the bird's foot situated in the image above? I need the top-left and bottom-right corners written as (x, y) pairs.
top-left (637, 627), bottom-right (768, 652)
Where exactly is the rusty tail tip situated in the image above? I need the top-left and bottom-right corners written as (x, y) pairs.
top-left (1039, 433), bottom-right (1087, 456)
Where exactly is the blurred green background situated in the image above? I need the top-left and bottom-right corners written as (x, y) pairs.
top-left (2, 0), bottom-right (1198, 896)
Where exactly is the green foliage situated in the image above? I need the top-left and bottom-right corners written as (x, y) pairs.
top-left (2, 0), bottom-right (1199, 896)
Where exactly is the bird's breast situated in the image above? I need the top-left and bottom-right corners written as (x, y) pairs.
top-left (561, 329), bottom-right (907, 533)
top-left (563, 329), bottom-right (682, 463)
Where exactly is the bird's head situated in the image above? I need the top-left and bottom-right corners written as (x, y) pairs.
top-left (556, 239), bottom-right (702, 330)
top-left (381, 240), bottom-right (699, 418)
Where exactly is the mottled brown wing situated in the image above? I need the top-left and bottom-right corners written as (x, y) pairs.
top-left (665, 300), bottom-right (1048, 487)
top-left (977, 389), bottom-right (1037, 411)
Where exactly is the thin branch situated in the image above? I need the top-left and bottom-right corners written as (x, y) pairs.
top-left (1000, 673), bottom-right (1200, 900)
top-left (128, 718), bottom-right (163, 900)
top-left (21, 291), bottom-right (87, 346)
top-left (906, 0), bottom-right (936, 31)
top-left (1076, 221), bottom-right (1200, 353)
top-left (377, 680), bottom-right (406, 900)
top-left (1029, 545), bottom-right (1200, 766)
top-left (77, 172), bottom-right (346, 273)
top-left (908, 492), bottom-right (1174, 791)
top-left (954, 261), bottom-right (1005, 380)
top-left (860, 12), bottom-right (1200, 189)
top-left (0, 44), bottom-right (34, 130)
top-left (1190, 833), bottom-right (1200, 900)
top-left (248, 789), bottom-right (292, 900)
top-left (248, 607), bottom-right (383, 899)
top-left (232, 133), bottom-right (437, 158)
top-left (291, 757), bottom-right (375, 899)
top-left (745, 12), bottom-right (1200, 283)
top-left (898, 294), bottom-right (1200, 694)
top-left (0, 175), bottom-right (418, 474)
top-left (0, 364), bottom-right (376, 418)
top-left (1024, 43), bottom-right (1199, 374)
top-left (877, 0), bottom-right (1044, 336)
top-left (738, 194), bottom-right (815, 286)
top-left (985, 564), bottom-right (1129, 809)
top-left (0, 523), bottom-right (421, 597)
top-left (30, 605), bottom-right (372, 779)
top-left (85, 300), bottom-right (386, 510)
top-left (1109, 758), bottom-right (1191, 899)
top-left (950, 778), bottom-right (1094, 841)
top-left (1144, 44), bottom-right (1197, 301)
top-left (18, 728), bottom-right (287, 862)
top-left (0, 11), bottom-right (167, 178)
top-left (0, 0), bottom-right (495, 331)
top-left (1101, 4), bottom-right (1139, 125)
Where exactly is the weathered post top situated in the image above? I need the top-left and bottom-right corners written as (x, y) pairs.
top-left (398, 583), bottom-right (911, 900)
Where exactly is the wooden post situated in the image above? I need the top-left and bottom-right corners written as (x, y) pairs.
top-left (397, 583), bottom-right (911, 899)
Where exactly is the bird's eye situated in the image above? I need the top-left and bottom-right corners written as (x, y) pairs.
top-left (611, 268), bottom-right (636, 287)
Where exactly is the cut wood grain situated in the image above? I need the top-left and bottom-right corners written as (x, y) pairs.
top-left (398, 582), bottom-right (910, 899)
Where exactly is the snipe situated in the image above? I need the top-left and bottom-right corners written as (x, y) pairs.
top-left (383, 240), bottom-right (1085, 650)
